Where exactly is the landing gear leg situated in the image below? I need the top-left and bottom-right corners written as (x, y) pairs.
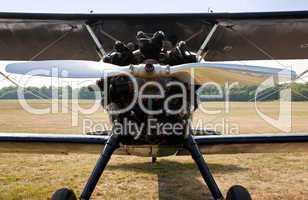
top-left (183, 134), bottom-right (224, 200)
top-left (80, 134), bottom-right (121, 200)
top-left (51, 134), bottom-right (120, 200)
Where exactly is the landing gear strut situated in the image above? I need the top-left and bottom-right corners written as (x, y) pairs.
top-left (52, 133), bottom-right (251, 200)
top-left (183, 134), bottom-right (251, 200)
top-left (80, 134), bottom-right (120, 200)
top-left (183, 134), bottom-right (224, 200)
top-left (51, 134), bottom-right (121, 200)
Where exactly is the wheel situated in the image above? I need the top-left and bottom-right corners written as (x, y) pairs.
top-left (51, 188), bottom-right (77, 200)
top-left (226, 185), bottom-right (252, 200)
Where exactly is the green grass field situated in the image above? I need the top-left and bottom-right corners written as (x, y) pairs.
top-left (0, 100), bottom-right (307, 200)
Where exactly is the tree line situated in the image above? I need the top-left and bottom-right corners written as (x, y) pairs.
top-left (0, 83), bottom-right (307, 101)
top-left (199, 83), bottom-right (308, 101)
top-left (0, 86), bottom-right (98, 100)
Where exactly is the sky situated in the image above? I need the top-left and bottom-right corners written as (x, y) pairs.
top-left (0, 0), bottom-right (308, 13)
top-left (0, 0), bottom-right (308, 88)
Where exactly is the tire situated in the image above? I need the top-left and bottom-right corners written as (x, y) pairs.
top-left (51, 188), bottom-right (77, 200)
top-left (226, 185), bottom-right (252, 200)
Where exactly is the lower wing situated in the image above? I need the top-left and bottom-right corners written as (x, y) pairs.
top-left (1, 132), bottom-right (308, 156)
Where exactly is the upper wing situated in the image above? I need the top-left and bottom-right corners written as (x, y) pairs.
top-left (205, 11), bottom-right (308, 61)
top-left (0, 15), bottom-right (99, 60)
top-left (0, 12), bottom-right (210, 60)
top-left (1, 11), bottom-right (308, 61)
top-left (1, 132), bottom-right (308, 156)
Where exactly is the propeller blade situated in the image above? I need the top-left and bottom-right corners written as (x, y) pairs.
top-left (5, 60), bottom-right (130, 78)
top-left (170, 62), bottom-right (296, 85)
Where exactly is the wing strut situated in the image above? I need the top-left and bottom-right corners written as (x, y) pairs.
top-left (197, 23), bottom-right (219, 61)
top-left (85, 24), bottom-right (106, 59)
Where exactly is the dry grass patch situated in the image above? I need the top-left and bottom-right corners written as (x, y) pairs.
top-left (0, 100), bottom-right (307, 199)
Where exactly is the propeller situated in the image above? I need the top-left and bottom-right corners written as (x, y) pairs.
top-left (5, 60), bottom-right (130, 78)
top-left (169, 62), bottom-right (296, 85)
top-left (4, 60), bottom-right (296, 85)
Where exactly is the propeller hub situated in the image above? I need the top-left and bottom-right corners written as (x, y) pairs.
top-left (145, 63), bottom-right (155, 73)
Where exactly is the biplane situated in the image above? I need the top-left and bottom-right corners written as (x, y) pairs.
top-left (1, 11), bottom-right (308, 200)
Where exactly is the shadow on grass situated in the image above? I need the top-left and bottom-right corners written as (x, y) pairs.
top-left (108, 159), bottom-right (247, 200)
